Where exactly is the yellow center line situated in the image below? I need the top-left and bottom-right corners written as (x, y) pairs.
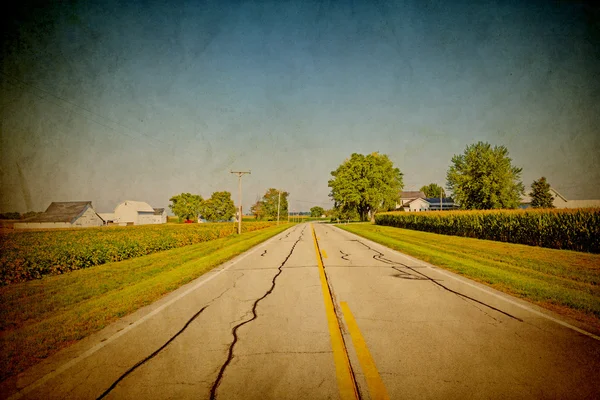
top-left (340, 302), bottom-right (390, 400)
top-left (311, 224), bottom-right (359, 400)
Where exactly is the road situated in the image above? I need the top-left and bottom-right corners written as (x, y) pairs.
top-left (5, 223), bottom-right (600, 399)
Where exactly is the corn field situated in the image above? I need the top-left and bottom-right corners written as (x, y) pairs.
top-left (375, 208), bottom-right (600, 253)
top-left (0, 222), bottom-right (276, 285)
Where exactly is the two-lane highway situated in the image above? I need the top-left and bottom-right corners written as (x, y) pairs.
top-left (6, 223), bottom-right (600, 399)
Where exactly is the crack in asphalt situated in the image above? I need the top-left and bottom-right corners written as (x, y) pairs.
top-left (237, 350), bottom-right (332, 357)
top-left (351, 239), bottom-right (523, 322)
top-left (260, 250), bottom-right (267, 256)
top-left (209, 226), bottom-right (306, 400)
top-left (95, 271), bottom-right (248, 399)
top-left (279, 224), bottom-right (300, 240)
top-left (340, 249), bottom-right (350, 260)
top-left (96, 305), bottom-right (209, 399)
top-left (391, 266), bottom-right (430, 281)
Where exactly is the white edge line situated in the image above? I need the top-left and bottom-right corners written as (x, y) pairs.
top-left (332, 225), bottom-right (600, 342)
top-left (8, 227), bottom-right (292, 400)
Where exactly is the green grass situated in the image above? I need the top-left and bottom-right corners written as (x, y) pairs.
top-left (0, 223), bottom-right (292, 382)
top-left (337, 223), bottom-right (600, 328)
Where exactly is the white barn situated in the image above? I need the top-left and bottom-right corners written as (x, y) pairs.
top-left (113, 200), bottom-right (166, 225)
top-left (152, 208), bottom-right (167, 224)
top-left (14, 201), bottom-right (104, 229)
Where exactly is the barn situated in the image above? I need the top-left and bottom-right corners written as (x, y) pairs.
top-left (14, 201), bottom-right (104, 229)
top-left (153, 208), bottom-right (167, 224)
top-left (113, 200), bottom-right (166, 225)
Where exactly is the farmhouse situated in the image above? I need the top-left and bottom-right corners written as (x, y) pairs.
top-left (395, 191), bottom-right (457, 212)
top-left (402, 198), bottom-right (431, 212)
top-left (112, 200), bottom-right (166, 225)
top-left (521, 187), bottom-right (600, 209)
top-left (396, 191), bottom-right (426, 209)
top-left (14, 201), bottom-right (104, 229)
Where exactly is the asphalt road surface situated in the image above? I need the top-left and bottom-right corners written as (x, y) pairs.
top-left (5, 223), bottom-right (600, 399)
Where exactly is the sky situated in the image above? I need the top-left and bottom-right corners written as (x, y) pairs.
top-left (1, 0), bottom-right (599, 214)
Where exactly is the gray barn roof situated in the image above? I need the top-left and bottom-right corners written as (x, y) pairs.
top-left (400, 191), bottom-right (426, 199)
top-left (24, 201), bottom-right (94, 223)
top-left (153, 208), bottom-right (165, 215)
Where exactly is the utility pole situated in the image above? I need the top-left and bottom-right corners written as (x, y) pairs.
top-left (277, 190), bottom-right (281, 225)
top-left (230, 170), bottom-right (251, 234)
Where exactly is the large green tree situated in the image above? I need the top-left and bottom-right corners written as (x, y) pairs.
top-left (328, 152), bottom-right (403, 222)
top-left (253, 188), bottom-right (289, 221)
top-left (169, 193), bottom-right (203, 222)
top-left (446, 142), bottom-right (524, 209)
top-left (420, 183), bottom-right (445, 198)
top-left (200, 191), bottom-right (237, 221)
top-left (310, 206), bottom-right (325, 218)
top-left (529, 177), bottom-right (555, 208)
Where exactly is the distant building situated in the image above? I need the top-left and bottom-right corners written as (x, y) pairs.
top-left (425, 198), bottom-right (458, 211)
top-left (520, 188), bottom-right (600, 209)
top-left (112, 200), bottom-right (166, 225)
top-left (14, 201), bottom-right (104, 229)
top-left (402, 198), bottom-right (431, 212)
top-left (153, 208), bottom-right (167, 224)
top-left (98, 213), bottom-right (116, 224)
top-left (396, 191), bottom-right (427, 209)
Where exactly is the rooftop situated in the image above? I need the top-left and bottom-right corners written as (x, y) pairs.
top-left (23, 201), bottom-right (93, 223)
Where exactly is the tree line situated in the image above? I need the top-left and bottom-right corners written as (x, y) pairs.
top-left (169, 188), bottom-right (292, 222)
top-left (169, 191), bottom-right (237, 222)
top-left (0, 211), bottom-right (44, 220)
top-left (328, 142), bottom-right (556, 222)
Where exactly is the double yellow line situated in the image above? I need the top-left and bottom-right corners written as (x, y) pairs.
top-left (311, 224), bottom-right (389, 400)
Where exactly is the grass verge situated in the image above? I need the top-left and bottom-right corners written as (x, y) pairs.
top-left (0, 223), bottom-right (292, 382)
top-left (337, 223), bottom-right (600, 332)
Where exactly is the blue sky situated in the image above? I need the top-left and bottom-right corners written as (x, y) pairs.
top-left (1, 0), bottom-right (599, 213)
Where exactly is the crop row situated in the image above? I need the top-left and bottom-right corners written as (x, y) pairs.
top-left (0, 222), bottom-right (277, 285)
top-left (375, 208), bottom-right (600, 253)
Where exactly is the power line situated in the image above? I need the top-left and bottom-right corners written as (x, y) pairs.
top-left (230, 170), bottom-right (250, 234)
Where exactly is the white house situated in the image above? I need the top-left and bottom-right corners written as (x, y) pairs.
top-left (112, 200), bottom-right (166, 225)
top-left (14, 201), bottom-right (104, 229)
top-left (521, 188), bottom-right (600, 209)
top-left (402, 198), bottom-right (430, 212)
top-left (396, 191), bottom-right (427, 209)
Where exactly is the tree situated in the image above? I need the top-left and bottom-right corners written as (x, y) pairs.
top-left (330, 206), bottom-right (359, 222)
top-left (420, 183), bottom-right (445, 198)
top-left (446, 142), bottom-right (524, 210)
top-left (310, 206), bottom-right (325, 218)
top-left (169, 193), bottom-right (203, 222)
top-left (200, 191), bottom-right (236, 221)
top-left (250, 201), bottom-right (265, 220)
top-left (328, 152), bottom-right (403, 222)
top-left (261, 188), bottom-right (289, 221)
top-left (529, 177), bottom-right (555, 208)
top-left (252, 189), bottom-right (289, 221)
top-left (0, 212), bottom-right (21, 220)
